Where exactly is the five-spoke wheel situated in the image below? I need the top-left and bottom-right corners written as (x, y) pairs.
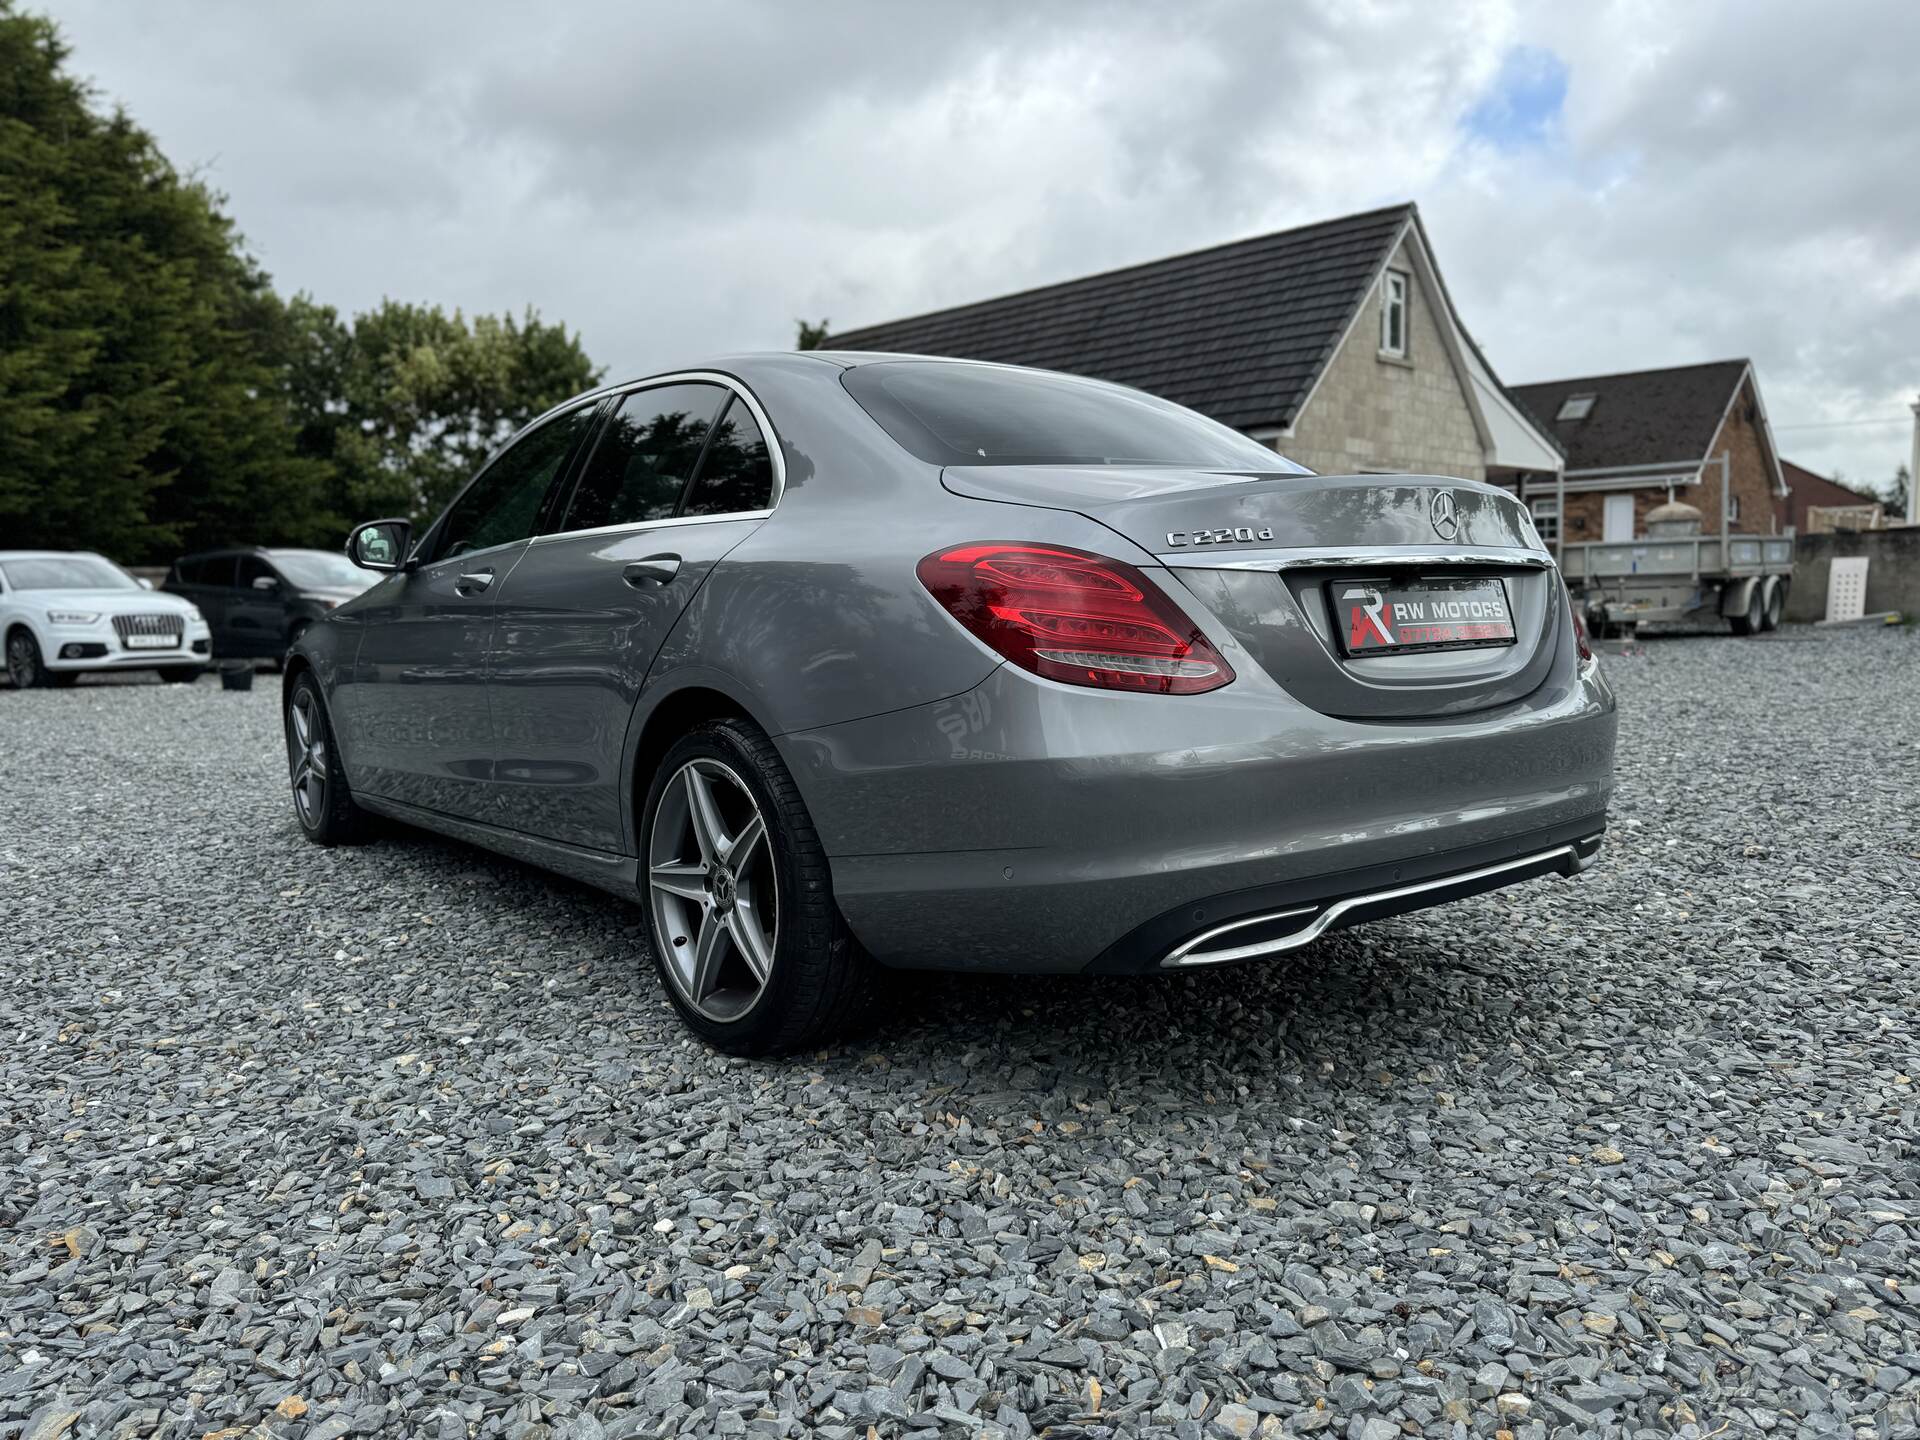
top-left (647, 757), bottom-right (779, 1022)
top-left (288, 686), bottom-right (330, 829)
top-left (284, 673), bottom-right (365, 845)
top-left (638, 718), bottom-right (872, 1055)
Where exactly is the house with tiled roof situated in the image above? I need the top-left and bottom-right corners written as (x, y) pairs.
top-left (825, 203), bottom-right (1563, 490)
top-left (1505, 361), bottom-right (1790, 546)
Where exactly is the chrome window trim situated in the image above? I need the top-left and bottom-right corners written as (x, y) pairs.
top-left (529, 509), bottom-right (775, 547)
top-left (1154, 545), bottom-right (1554, 571)
top-left (539, 371), bottom-right (785, 544)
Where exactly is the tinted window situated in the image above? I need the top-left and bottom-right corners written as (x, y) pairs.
top-left (176, 555), bottom-right (232, 586)
top-left (437, 405), bottom-right (597, 560)
top-left (842, 362), bottom-right (1309, 472)
top-left (562, 384), bottom-right (728, 532)
top-left (237, 554), bottom-right (278, 589)
top-left (681, 397), bottom-right (775, 516)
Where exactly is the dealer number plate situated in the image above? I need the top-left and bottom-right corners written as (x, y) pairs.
top-left (1332, 577), bottom-right (1516, 655)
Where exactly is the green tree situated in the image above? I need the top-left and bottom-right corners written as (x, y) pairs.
top-left (285, 297), bottom-right (601, 527)
top-left (0, 4), bottom-right (330, 561)
top-left (1878, 464), bottom-right (1910, 520)
top-left (796, 318), bottom-right (831, 350)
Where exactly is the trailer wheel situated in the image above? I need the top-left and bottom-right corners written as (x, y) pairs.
top-left (1760, 581), bottom-right (1783, 632)
top-left (1730, 583), bottom-right (1765, 637)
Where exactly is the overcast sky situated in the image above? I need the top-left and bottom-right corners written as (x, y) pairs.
top-left (49, 0), bottom-right (1920, 491)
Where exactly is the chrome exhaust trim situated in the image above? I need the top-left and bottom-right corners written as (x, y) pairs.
top-left (1161, 836), bottom-right (1601, 969)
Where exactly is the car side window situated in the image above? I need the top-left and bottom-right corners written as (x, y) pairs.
top-left (184, 556), bottom-right (235, 588)
top-left (435, 405), bottom-right (597, 562)
top-left (681, 397), bottom-right (775, 517)
top-left (561, 383), bottom-right (729, 532)
top-left (237, 555), bottom-right (277, 590)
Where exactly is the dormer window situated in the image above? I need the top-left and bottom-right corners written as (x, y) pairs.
top-left (1379, 271), bottom-right (1408, 358)
top-left (1556, 393), bottom-right (1596, 422)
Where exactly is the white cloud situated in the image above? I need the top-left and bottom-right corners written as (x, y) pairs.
top-left (48, 0), bottom-right (1920, 490)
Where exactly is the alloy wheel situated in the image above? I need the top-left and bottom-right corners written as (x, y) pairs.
top-left (287, 688), bottom-right (329, 828)
top-left (7, 633), bottom-right (38, 688)
top-left (647, 757), bottom-right (778, 1022)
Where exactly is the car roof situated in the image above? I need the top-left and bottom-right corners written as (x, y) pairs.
top-left (0, 550), bottom-right (109, 560)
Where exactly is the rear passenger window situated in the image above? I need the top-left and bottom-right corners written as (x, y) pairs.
top-left (563, 384), bottom-right (728, 531)
top-left (180, 556), bottom-right (232, 587)
top-left (681, 397), bottom-right (775, 516)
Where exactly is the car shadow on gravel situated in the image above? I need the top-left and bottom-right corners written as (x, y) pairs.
top-left (349, 817), bottom-right (1553, 1107)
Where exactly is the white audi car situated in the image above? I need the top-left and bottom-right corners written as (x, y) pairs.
top-left (1, 551), bottom-right (212, 687)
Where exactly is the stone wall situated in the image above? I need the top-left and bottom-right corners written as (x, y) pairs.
top-left (1784, 528), bottom-right (1920, 622)
top-left (1278, 238), bottom-right (1487, 481)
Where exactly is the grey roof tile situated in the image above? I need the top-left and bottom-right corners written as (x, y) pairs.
top-left (823, 204), bottom-right (1415, 431)
top-left (1509, 360), bottom-right (1751, 474)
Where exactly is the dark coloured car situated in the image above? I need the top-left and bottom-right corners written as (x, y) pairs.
top-left (284, 354), bottom-right (1617, 1055)
top-left (164, 547), bottom-right (373, 662)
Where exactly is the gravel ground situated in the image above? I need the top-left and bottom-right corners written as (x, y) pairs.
top-left (3, 627), bottom-right (1917, 1440)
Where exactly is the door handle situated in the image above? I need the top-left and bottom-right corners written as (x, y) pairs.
top-left (456, 569), bottom-right (495, 593)
top-left (623, 555), bottom-right (681, 587)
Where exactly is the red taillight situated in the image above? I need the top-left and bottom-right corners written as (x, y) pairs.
top-left (1565, 587), bottom-right (1593, 662)
top-left (917, 542), bottom-right (1234, 695)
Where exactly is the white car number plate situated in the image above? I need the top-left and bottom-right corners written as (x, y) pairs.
top-left (124, 633), bottom-right (175, 649)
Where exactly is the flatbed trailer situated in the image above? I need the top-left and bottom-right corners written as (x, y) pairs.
top-left (1561, 534), bottom-right (1795, 637)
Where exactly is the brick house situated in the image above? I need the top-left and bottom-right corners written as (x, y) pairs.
top-left (824, 202), bottom-right (1563, 493)
top-left (1780, 458), bottom-right (1884, 533)
top-left (1504, 361), bottom-right (1790, 546)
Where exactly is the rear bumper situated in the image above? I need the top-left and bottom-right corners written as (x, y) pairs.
top-left (777, 656), bottom-right (1617, 974)
top-left (1093, 821), bottom-right (1602, 973)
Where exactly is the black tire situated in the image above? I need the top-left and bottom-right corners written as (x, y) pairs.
top-left (1729, 584), bottom-right (1764, 637)
top-left (158, 666), bottom-right (205, 684)
top-left (1760, 584), bottom-right (1783, 633)
top-left (285, 672), bottom-right (369, 845)
top-left (6, 628), bottom-right (52, 689)
top-left (640, 716), bottom-right (874, 1056)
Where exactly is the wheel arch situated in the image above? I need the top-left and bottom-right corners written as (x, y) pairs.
top-left (1719, 575), bottom-right (1762, 619)
top-left (624, 676), bottom-right (770, 853)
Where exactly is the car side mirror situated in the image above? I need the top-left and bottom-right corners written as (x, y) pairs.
top-left (252, 575), bottom-right (281, 592)
top-left (348, 518), bottom-right (413, 573)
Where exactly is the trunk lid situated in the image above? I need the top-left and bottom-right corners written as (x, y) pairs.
top-left (941, 466), bottom-right (1568, 720)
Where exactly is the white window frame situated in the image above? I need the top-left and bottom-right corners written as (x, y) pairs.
top-left (1528, 496), bottom-right (1561, 545)
top-left (1726, 493), bottom-right (1741, 524)
top-left (1379, 271), bottom-right (1409, 358)
top-left (1556, 393), bottom-right (1596, 422)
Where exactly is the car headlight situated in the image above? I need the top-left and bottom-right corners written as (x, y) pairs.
top-left (184, 605), bottom-right (205, 624)
top-left (46, 610), bottom-right (100, 625)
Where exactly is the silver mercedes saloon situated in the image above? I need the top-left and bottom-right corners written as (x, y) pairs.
top-left (286, 353), bottom-right (1617, 1054)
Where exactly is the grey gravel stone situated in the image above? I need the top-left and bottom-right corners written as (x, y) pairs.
top-left (2, 628), bottom-right (1918, 1440)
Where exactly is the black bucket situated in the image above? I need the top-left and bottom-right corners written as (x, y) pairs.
top-left (220, 660), bottom-right (254, 692)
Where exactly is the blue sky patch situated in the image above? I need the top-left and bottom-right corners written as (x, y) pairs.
top-left (1464, 46), bottom-right (1569, 149)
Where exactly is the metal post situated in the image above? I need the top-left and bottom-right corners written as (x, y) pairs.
top-left (1555, 464), bottom-right (1566, 566)
top-left (1706, 452), bottom-right (1731, 571)
top-left (1908, 394), bottom-right (1919, 526)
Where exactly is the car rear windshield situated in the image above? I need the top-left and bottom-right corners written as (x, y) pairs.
top-left (0, 556), bottom-right (137, 590)
top-left (841, 361), bottom-right (1310, 472)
